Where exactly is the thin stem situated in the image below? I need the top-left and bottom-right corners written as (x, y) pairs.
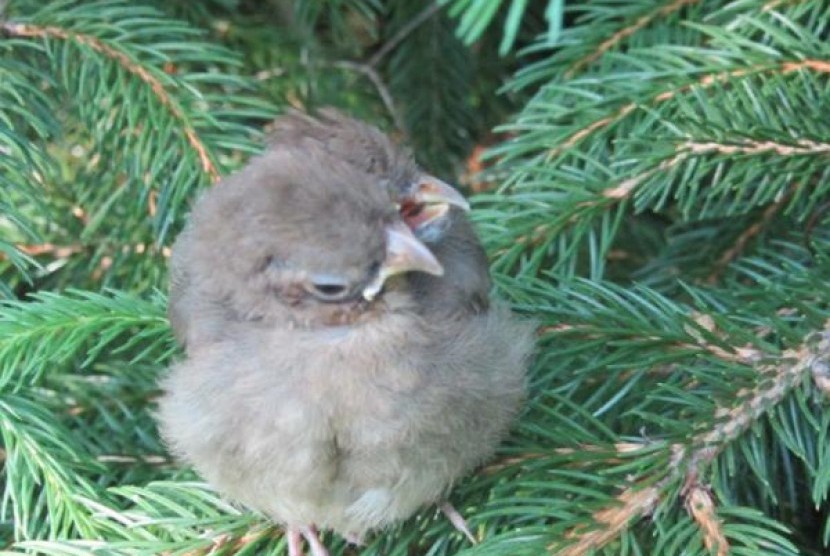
top-left (367, 2), bottom-right (443, 68)
top-left (328, 60), bottom-right (407, 134)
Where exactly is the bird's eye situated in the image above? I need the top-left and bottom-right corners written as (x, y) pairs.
top-left (305, 274), bottom-right (355, 302)
top-left (313, 283), bottom-right (348, 297)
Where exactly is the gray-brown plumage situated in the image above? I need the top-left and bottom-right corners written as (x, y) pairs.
top-left (159, 111), bottom-right (533, 555)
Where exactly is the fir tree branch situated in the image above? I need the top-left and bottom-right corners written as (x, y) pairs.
top-left (601, 151), bottom-right (689, 200)
top-left (180, 525), bottom-right (276, 556)
top-left (1, 20), bottom-right (221, 182)
top-left (316, 2), bottom-right (444, 135)
top-left (0, 393), bottom-right (102, 540)
top-left (96, 454), bottom-right (169, 465)
top-left (287, 3), bottom-right (442, 135)
top-left (501, 127), bottom-right (830, 271)
top-left (0, 290), bottom-right (172, 390)
top-left (2, 2), bottom-right (828, 553)
top-left (367, 2), bottom-right (441, 69)
top-left (52, 242), bottom-right (169, 258)
top-left (538, 318), bottom-right (763, 364)
top-left (326, 60), bottom-right (406, 133)
top-left (601, 137), bottom-right (828, 202)
top-left (548, 59), bottom-right (830, 161)
top-left (565, 0), bottom-right (703, 78)
top-left (706, 188), bottom-right (792, 284)
top-left (683, 138), bottom-right (830, 156)
top-left (0, 242), bottom-right (172, 283)
top-left (554, 485), bottom-right (661, 556)
top-left (482, 442), bottom-right (651, 475)
top-left (7, 243), bottom-right (83, 258)
top-left (687, 327), bottom-right (826, 454)
top-left (552, 323), bottom-right (830, 555)
top-left (812, 354), bottom-right (830, 395)
top-left (685, 485), bottom-right (729, 556)
top-left (686, 485), bottom-right (729, 556)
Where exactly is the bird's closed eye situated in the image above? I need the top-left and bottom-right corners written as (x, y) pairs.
top-left (305, 274), bottom-right (356, 303)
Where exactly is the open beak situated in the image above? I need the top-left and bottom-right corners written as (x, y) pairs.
top-left (362, 221), bottom-right (443, 301)
top-left (399, 177), bottom-right (470, 234)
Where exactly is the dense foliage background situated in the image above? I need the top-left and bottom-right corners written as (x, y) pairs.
top-left (1, 0), bottom-right (829, 554)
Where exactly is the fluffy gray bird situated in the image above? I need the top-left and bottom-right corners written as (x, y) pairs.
top-left (159, 111), bottom-right (533, 556)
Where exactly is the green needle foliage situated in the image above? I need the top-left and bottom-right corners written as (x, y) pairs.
top-left (1, 0), bottom-right (829, 554)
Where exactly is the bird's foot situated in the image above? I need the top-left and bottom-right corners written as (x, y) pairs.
top-left (286, 526), bottom-right (330, 556)
top-left (439, 501), bottom-right (478, 544)
top-left (287, 528), bottom-right (303, 556)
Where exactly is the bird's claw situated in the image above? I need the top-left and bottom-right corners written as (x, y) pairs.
top-left (286, 526), bottom-right (330, 556)
top-left (440, 501), bottom-right (478, 544)
top-left (287, 528), bottom-right (303, 556)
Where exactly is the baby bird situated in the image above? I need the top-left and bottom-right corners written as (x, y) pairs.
top-left (158, 111), bottom-right (533, 555)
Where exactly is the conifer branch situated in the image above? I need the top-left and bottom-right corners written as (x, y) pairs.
top-left (1, 21), bottom-right (221, 182)
top-left (2, 2), bottom-right (827, 553)
top-left (181, 525), bottom-right (276, 556)
top-left (685, 485), bottom-right (729, 556)
top-left (299, 3), bottom-right (442, 135)
top-left (598, 136), bottom-right (824, 205)
top-left (601, 152), bottom-right (690, 200)
top-left (12, 243), bottom-right (84, 258)
top-left (96, 454), bottom-right (169, 465)
top-left (553, 485), bottom-right (661, 555)
top-left (565, 0), bottom-right (702, 78)
top-left (689, 328), bottom-right (826, 453)
top-left (553, 323), bottom-right (830, 555)
top-left (548, 59), bottom-right (830, 160)
top-left (0, 242), bottom-right (171, 268)
top-left (367, 2), bottom-right (441, 69)
top-left (482, 442), bottom-right (651, 475)
top-left (812, 353), bottom-right (830, 396)
top-left (327, 60), bottom-right (406, 133)
top-left (480, 452), bottom-right (545, 474)
top-left (683, 139), bottom-right (830, 156)
top-left (560, 136), bottom-right (822, 257)
top-left (707, 189), bottom-right (792, 284)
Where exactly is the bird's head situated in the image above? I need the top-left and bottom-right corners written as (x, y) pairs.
top-left (267, 109), bottom-right (469, 242)
top-left (178, 120), bottom-right (469, 330)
